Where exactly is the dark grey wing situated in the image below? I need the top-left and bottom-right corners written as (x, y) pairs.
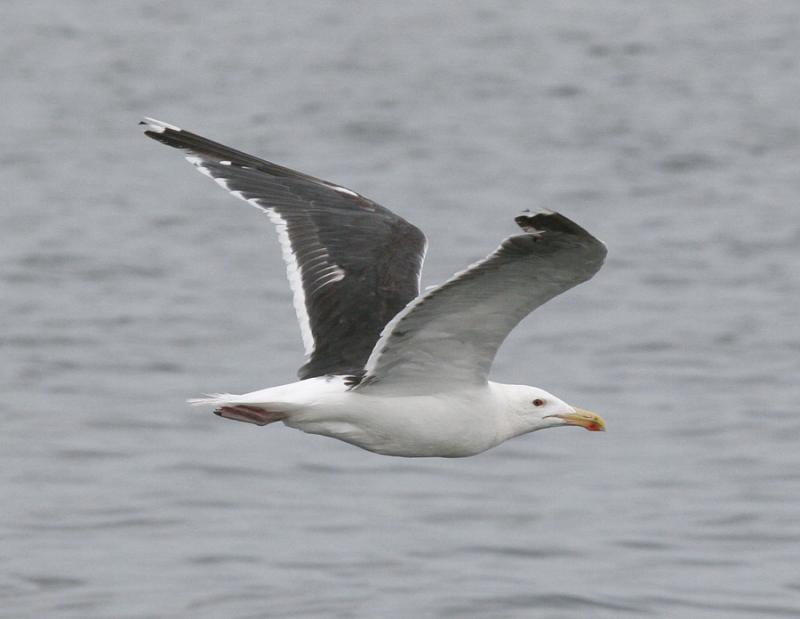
top-left (357, 211), bottom-right (606, 394)
top-left (141, 118), bottom-right (426, 379)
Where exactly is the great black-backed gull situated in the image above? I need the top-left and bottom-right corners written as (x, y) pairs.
top-left (141, 118), bottom-right (607, 458)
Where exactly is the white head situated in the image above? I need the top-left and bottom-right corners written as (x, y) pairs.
top-left (498, 384), bottom-right (606, 437)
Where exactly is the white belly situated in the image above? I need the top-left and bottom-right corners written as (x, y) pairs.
top-left (283, 383), bottom-right (506, 457)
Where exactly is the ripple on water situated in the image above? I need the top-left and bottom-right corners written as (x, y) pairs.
top-left (187, 554), bottom-right (261, 565)
top-left (19, 574), bottom-right (85, 590)
top-left (641, 595), bottom-right (800, 618)
top-left (457, 544), bottom-right (582, 559)
top-left (441, 593), bottom-right (652, 616)
top-left (5, 3), bottom-right (800, 618)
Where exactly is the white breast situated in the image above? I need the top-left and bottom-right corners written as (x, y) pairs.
top-left (283, 384), bottom-right (507, 458)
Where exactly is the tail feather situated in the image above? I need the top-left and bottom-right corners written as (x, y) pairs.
top-left (187, 393), bottom-right (241, 407)
top-left (187, 390), bottom-right (302, 412)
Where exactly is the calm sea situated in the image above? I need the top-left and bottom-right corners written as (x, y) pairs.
top-left (3, 2), bottom-right (800, 617)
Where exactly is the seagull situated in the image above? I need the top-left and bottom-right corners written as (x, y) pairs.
top-left (141, 118), bottom-right (607, 458)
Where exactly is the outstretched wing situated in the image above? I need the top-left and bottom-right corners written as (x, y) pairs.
top-left (141, 118), bottom-right (426, 379)
top-left (356, 211), bottom-right (606, 393)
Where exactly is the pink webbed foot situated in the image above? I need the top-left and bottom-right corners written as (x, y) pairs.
top-left (214, 405), bottom-right (286, 426)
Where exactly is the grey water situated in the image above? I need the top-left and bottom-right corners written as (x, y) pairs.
top-left (3, 1), bottom-right (800, 617)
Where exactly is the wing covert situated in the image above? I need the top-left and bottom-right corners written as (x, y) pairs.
top-left (357, 211), bottom-right (606, 393)
top-left (141, 118), bottom-right (426, 379)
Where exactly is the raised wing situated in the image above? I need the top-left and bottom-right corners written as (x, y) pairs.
top-left (356, 211), bottom-right (606, 393)
top-left (141, 118), bottom-right (426, 379)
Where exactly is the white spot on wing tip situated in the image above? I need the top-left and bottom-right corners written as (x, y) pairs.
top-left (141, 117), bottom-right (181, 133)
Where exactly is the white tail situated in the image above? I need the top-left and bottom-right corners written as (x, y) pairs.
top-left (187, 386), bottom-right (306, 412)
top-left (188, 377), bottom-right (345, 413)
top-left (187, 393), bottom-right (241, 407)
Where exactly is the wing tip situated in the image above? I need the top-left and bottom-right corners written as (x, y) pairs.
top-left (514, 209), bottom-right (607, 259)
top-left (139, 117), bottom-right (182, 134)
top-left (515, 209), bottom-right (589, 237)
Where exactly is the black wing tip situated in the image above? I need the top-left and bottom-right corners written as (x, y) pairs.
top-left (139, 117), bottom-right (189, 149)
top-left (515, 209), bottom-right (592, 237)
top-left (139, 117), bottom-right (182, 134)
top-left (513, 209), bottom-right (607, 260)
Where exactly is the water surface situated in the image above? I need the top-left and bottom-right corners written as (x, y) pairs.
top-left (3, 2), bottom-right (800, 617)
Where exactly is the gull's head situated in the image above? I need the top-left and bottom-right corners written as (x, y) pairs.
top-left (501, 384), bottom-right (606, 434)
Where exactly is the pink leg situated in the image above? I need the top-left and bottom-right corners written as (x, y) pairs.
top-left (214, 405), bottom-right (285, 426)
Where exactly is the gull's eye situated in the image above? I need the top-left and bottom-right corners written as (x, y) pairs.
top-left (533, 398), bottom-right (546, 407)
